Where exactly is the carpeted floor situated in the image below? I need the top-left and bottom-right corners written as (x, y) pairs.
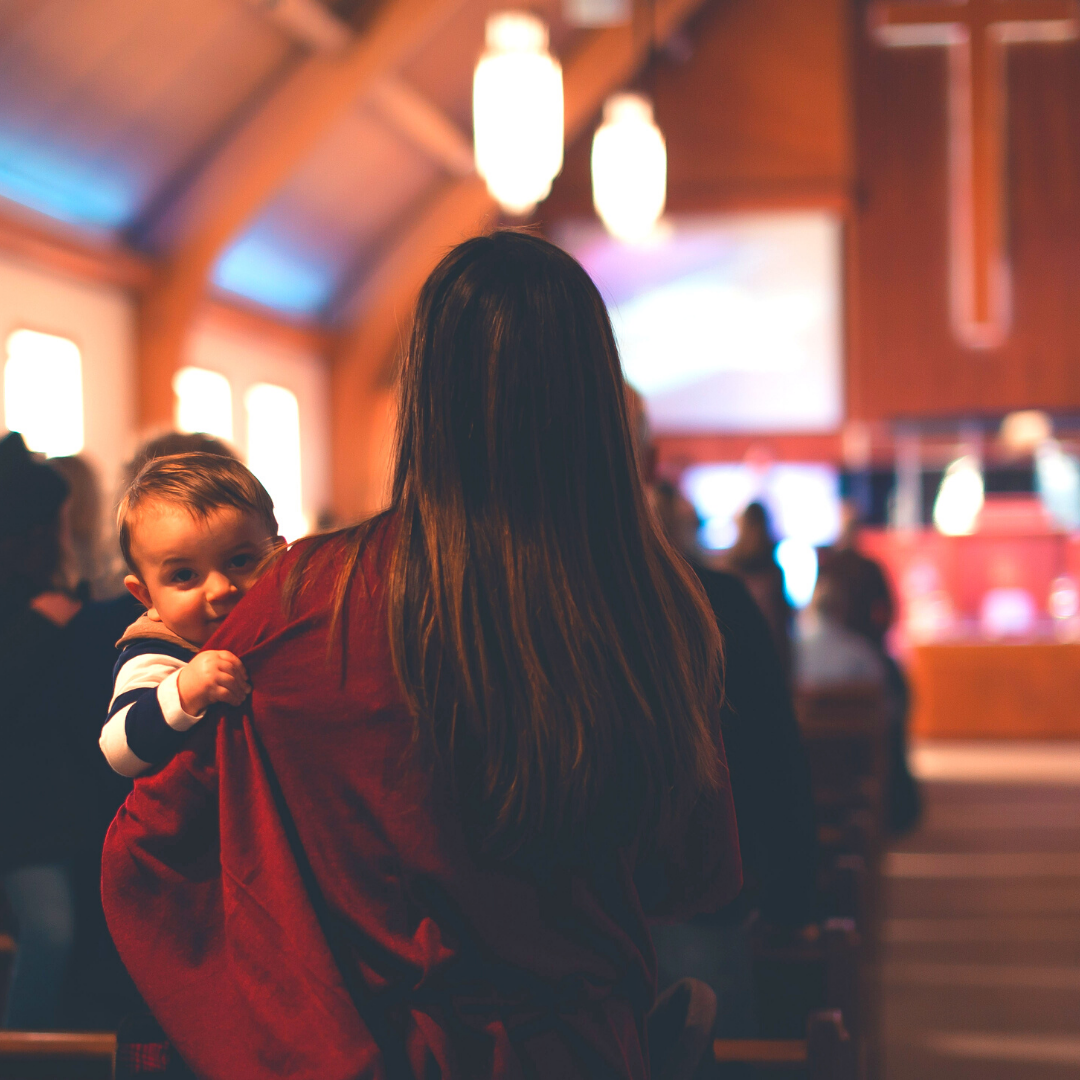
top-left (881, 742), bottom-right (1080, 1079)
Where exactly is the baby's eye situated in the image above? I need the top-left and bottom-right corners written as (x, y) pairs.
top-left (171, 568), bottom-right (196, 584)
top-left (229, 553), bottom-right (254, 570)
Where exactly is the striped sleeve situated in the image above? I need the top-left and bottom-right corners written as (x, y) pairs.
top-left (100, 641), bottom-right (202, 777)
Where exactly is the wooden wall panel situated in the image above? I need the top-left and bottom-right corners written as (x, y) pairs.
top-left (656, 0), bottom-right (854, 209)
top-left (543, 0), bottom-right (854, 218)
top-left (850, 0), bottom-right (1080, 421)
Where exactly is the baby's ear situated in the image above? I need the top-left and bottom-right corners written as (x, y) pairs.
top-left (124, 574), bottom-right (159, 621)
top-left (272, 535), bottom-right (287, 551)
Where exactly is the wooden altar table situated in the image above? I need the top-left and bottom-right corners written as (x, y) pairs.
top-left (909, 641), bottom-right (1080, 739)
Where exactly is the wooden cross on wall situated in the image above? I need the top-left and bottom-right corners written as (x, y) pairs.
top-left (870, 0), bottom-right (1079, 350)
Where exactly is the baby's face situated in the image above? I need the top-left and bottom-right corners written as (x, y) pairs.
top-left (125, 502), bottom-right (278, 646)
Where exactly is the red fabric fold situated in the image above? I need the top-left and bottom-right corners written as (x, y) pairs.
top-left (102, 527), bottom-right (741, 1079)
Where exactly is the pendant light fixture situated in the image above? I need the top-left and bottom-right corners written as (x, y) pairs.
top-left (473, 12), bottom-right (564, 216)
top-left (591, 92), bottom-right (667, 242)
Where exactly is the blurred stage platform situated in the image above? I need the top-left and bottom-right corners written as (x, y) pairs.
top-left (910, 643), bottom-right (1080, 739)
top-left (857, 510), bottom-right (1080, 738)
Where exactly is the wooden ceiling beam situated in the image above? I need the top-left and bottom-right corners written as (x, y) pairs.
top-left (368, 77), bottom-right (476, 178)
top-left (134, 0), bottom-right (463, 433)
top-left (242, 0), bottom-right (352, 54)
top-left (330, 0), bottom-right (712, 520)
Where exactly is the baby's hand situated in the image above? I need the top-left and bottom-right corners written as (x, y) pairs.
top-left (176, 651), bottom-right (251, 717)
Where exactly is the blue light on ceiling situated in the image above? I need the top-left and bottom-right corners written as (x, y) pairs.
top-left (212, 234), bottom-right (334, 318)
top-left (0, 135), bottom-right (134, 229)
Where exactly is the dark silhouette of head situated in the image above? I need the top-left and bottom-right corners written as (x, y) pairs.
top-left (124, 431), bottom-right (238, 490)
top-left (0, 432), bottom-right (70, 595)
top-left (728, 500), bottom-right (777, 571)
top-left (816, 548), bottom-right (895, 648)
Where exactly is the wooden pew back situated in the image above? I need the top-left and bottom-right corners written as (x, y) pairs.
top-left (714, 1009), bottom-right (856, 1079)
top-left (0, 1032), bottom-right (115, 1079)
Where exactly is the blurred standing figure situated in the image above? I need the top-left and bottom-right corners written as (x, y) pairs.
top-left (0, 433), bottom-right (79, 1029)
top-left (810, 544), bottom-right (920, 834)
top-left (48, 455), bottom-right (108, 600)
top-left (722, 501), bottom-right (793, 683)
top-left (646, 463), bottom-right (817, 1038)
top-left (796, 572), bottom-right (887, 687)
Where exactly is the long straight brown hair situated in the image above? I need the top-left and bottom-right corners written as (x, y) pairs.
top-left (292, 231), bottom-right (726, 856)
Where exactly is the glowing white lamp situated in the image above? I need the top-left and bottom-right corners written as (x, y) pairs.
top-left (776, 537), bottom-right (819, 609)
top-left (591, 92), bottom-right (667, 243)
top-left (173, 367), bottom-right (233, 442)
top-left (473, 12), bottom-right (564, 215)
top-left (1049, 575), bottom-right (1080, 621)
top-left (4, 330), bottom-right (84, 457)
top-left (245, 383), bottom-right (307, 542)
top-left (932, 454), bottom-right (984, 536)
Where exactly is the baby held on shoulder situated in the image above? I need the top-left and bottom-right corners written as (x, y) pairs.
top-left (99, 453), bottom-right (284, 778)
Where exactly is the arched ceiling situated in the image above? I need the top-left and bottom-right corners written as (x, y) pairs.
top-left (0, 0), bottom-right (589, 323)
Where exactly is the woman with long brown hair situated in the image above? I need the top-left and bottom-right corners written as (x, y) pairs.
top-left (102, 231), bottom-right (741, 1079)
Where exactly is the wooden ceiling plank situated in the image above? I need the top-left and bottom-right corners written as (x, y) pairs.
top-left (64, 3), bottom-right (237, 163)
top-left (330, 0), bottom-right (711, 520)
top-left (135, 0), bottom-right (465, 432)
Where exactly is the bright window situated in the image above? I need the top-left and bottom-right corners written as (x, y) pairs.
top-left (245, 383), bottom-right (306, 542)
top-left (4, 329), bottom-right (84, 456)
top-left (173, 367), bottom-right (233, 442)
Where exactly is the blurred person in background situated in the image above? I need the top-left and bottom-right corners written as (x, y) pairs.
top-left (635, 402), bottom-right (817, 1038)
top-left (807, 541), bottom-right (920, 835)
top-left (721, 501), bottom-right (794, 684)
top-left (124, 431), bottom-right (237, 482)
top-left (795, 572), bottom-right (886, 687)
top-left (0, 432), bottom-right (79, 1029)
top-left (1, 426), bottom-right (253, 1029)
top-left (48, 455), bottom-right (109, 601)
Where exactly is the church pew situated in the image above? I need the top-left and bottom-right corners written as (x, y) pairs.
top-left (0, 933), bottom-right (13, 1021)
top-left (0, 886), bottom-right (15, 1022)
top-left (795, 686), bottom-right (888, 829)
top-left (754, 919), bottom-right (861, 1046)
top-left (817, 853), bottom-right (867, 925)
top-left (0, 1032), bottom-right (115, 1079)
top-left (714, 1009), bottom-right (855, 1079)
top-left (796, 686), bottom-right (889, 958)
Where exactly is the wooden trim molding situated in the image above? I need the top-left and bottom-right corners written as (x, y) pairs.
top-left (655, 432), bottom-right (845, 470)
top-left (0, 1032), bottom-right (116, 1059)
top-left (202, 293), bottom-right (332, 356)
top-left (665, 179), bottom-right (854, 215)
top-left (0, 200), bottom-right (152, 289)
top-left (0, 201), bottom-right (330, 361)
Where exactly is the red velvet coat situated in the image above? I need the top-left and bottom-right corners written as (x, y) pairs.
top-left (102, 525), bottom-right (742, 1079)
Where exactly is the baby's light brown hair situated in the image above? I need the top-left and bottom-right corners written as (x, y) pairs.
top-left (118, 452), bottom-right (279, 574)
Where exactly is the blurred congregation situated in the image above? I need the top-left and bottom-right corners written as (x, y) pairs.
top-left (4, 0), bottom-right (1080, 1078)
